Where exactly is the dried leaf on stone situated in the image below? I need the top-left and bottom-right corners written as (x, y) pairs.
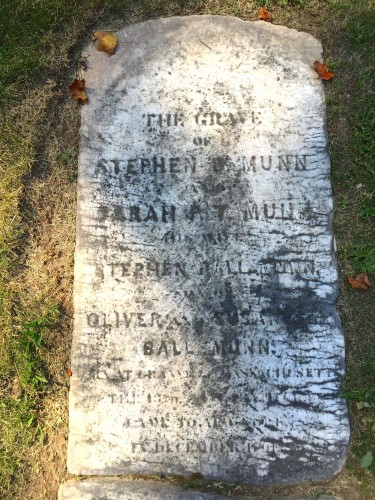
top-left (348, 272), bottom-right (371, 290)
top-left (68, 79), bottom-right (88, 102)
top-left (92, 31), bottom-right (118, 56)
top-left (313, 61), bottom-right (334, 81)
top-left (258, 7), bottom-right (273, 22)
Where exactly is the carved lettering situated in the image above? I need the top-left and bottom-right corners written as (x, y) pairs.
top-left (97, 204), bottom-right (176, 223)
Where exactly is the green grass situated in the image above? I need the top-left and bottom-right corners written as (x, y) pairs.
top-left (16, 309), bottom-right (59, 389)
top-left (0, 305), bottom-right (59, 494)
top-left (0, 0), bottom-right (374, 498)
top-left (329, 0), bottom-right (375, 492)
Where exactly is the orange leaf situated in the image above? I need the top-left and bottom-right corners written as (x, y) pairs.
top-left (92, 31), bottom-right (118, 56)
top-left (67, 369), bottom-right (73, 378)
top-left (68, 79), bottom-right (88, 102)
top-left (348, 273), bottom-right (371, 290)
top-left (259, 7), bottom-right (273, 22)
top-left (313, 61), bottom-right (334, 81)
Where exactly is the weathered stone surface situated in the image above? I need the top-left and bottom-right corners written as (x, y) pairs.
top-left (58, 480), bottom-right (226, 499)
top-left (58, 479), bottom-right (342, 500)
top-left (67, 16), bottom-right (349, 484)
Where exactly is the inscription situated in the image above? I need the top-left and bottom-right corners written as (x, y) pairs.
top-left (144, 113), bottom-right (184, 128)
top-left (142, 110), bottom-right (262, 129)
top-left (94, 154), bottom-right (308, 177)
top-left (94, 258), bottom-right (318, 283)
top-left (95, 201), bottom-right (318, 225)
top-left (95, 157), bottom-right (196, 176)
top-left (85, 310), bottom-right (275, 330)
top-left (92, 362), bottom-right (339, 384)
top-left (97, 204), bottom-right (176, 223)
top-left (109, 261), bottom-right (187, 280)
top-left (194, 110), bottom-right (261, 126)
top-left (130, 439), bottom-right (284, 455)
top-left (143, 340), bottom-right (194, 356)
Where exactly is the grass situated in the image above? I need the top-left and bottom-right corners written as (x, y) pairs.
top-left (0, 306), bottom-right (58, 493)
top-left (328, 1), bottom-right (375, 494)
top-left (0, 0), bottom-right (374, 498)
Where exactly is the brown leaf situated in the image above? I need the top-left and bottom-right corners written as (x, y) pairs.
top-left (348, 273), bottom-right (371, 290)
top-left (68, 79), bottom-right (88, 102)
top-left (92, 31), bottom-right (118, 56)
top-left (313, 61), bottom-right (334, 81)
top-left (11, 377), bottom-right (22, 400)
top-left (67, 369), bottom-right (73, 378)
top-left (258, 7), bottom-right (273, 22)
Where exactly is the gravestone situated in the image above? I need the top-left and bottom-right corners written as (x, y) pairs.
top-left (67, 16), bottom-right (349, 485)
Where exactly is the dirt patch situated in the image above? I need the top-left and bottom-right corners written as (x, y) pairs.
top-left (24, 428), bottom-right (69, 500)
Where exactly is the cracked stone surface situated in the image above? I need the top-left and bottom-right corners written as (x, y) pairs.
top-left (67, 16), bottom-right (349, 484)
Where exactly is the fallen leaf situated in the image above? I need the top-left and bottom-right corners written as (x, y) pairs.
top-left (11, 376), bottom-right (22, 400)
top-left (258, 7), bottom-right (273, 22)
top-left (361, 450), bottom-right (374, 468)
top-left (92, 31), bottom-right (118, 56)
top-left (67, 369), bottom-right (73, 377)
top-left (348, 273), bottom-right (371, 290)
top-left (68, 79), bottom-right (88, 102)
top-left (313, 61), bottom-right (334, 81)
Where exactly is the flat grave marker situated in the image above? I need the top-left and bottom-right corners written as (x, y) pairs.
top-left (67, 16), bottom-right (349, 484)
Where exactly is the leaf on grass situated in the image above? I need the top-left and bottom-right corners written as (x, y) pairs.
top-left (361, 450), bottom-right (374, 468)
top-left (258, 7), bottom-right (273, 22)
top-left (26, 416), bottom-right (34, 428)
top-left (313, 61), bottom-right (334, 80)
top-left (92, 31), bottom-right (118, 56)
top-left (362, 417), bottom-right (374, 425)
top-left (348, 273), bottom-right (371, 290)
top-left (11, 376), bottom-right (22, 400)
top-left (68, 79), bottom-right (88, 102)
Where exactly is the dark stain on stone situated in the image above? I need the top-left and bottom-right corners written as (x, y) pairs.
top-left (220, 281), bottom-right (239, 326)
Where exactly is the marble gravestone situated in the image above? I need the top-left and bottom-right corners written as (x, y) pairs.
top-left (67, 16), bottom-right (349, 485)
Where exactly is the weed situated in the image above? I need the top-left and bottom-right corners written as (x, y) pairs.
top-left (340, 196), bottom-right (350, 209)
top-left (342, 386), bottom-right (375, 470)
top-left (57, 149), bottom-right (75, 166)
top-left (16, 312), bottom-right (58, 389)
top-left (348, 244), bottom-right (375, 274)
top-left (360, 196), bottom-right (375, 218)
top-left (341, 387), bottom-right (375, 406)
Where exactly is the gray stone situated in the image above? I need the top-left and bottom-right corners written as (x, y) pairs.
top-left (59, 479), bottom-right (342, 499)
top-left (67, 16), bottom-right (349, 484)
